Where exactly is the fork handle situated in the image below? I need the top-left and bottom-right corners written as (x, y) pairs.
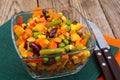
top-left (101, 48), bottom-right (120, 80)
top-left (94, 50), bottom-right (114, 80)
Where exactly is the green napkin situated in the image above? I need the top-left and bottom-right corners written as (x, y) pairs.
top-left (0, 19), bottom-right (119, 80)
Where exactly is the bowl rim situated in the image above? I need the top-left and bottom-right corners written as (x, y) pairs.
top-left (11, 7), bottom-right (96, 59)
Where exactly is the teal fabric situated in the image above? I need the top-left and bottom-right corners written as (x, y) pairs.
top-left (0, 19), bottom-right (119, 80)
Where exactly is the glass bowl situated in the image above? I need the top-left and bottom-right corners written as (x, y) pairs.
top-left (11, 7), bottom-right (95, 79)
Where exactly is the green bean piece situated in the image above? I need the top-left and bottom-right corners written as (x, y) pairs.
top-left (45, 20), bottom-right (62, 27)
top-left (39, 48), bottom-right (65, 55)
top-left (64, 45), bottom-right (70, 52)
top-left (59, 42), bottom-right (66, 48)
top-left (84, 32), bottom-right (91, 45)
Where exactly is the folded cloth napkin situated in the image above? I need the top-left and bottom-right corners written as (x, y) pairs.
top-left (0, 19), bottom-right (119, 80)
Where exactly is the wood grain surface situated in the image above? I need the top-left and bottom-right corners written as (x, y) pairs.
top-left (0, 0), bottom-right (120, 39)
top-left (0, 0), bottom-right (37, 25)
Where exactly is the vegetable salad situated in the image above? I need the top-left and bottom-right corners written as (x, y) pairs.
top-left (13, 7), bottom-right (91, 76)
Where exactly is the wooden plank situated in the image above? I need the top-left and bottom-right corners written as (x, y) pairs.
top-left (38, 0), bottom-right (54, 8)
top-left (0, 0), bottom-right (37, 25)
top-left (51, 0), bottom-right (71, 8)
top-left (99, 0), bottom-right (120, 39)
top-left (70, 0), bottom-right (115, 38)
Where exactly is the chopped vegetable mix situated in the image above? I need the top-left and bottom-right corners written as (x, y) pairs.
top-left (13, 7), bottom-right (91, 76)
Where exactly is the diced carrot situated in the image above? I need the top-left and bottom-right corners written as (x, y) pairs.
top-left (61, 29), bottom-right (67, 36)
top-left (48, 41), bottom-right (57, 49)
top-left (62, 54), bottom-right (69, 60)
top-left (14, 25), bottom-right (24, 36)
top-left (39, 40), bottom-right (47, 48)
top-left (56, 29), bottom-right (61, 35)
top-left (81, 38), bottom-right (87, 46)
top-left (27, 51), bottom-right (34, 57)
top-left (69, 30), bottom-right (76, 35)
top-left (75, 41), bottom-right (82, 46)
top-left (26, 25), bottom-right (33, 29)
top-left (35, 39), bottom-right (41, 45)
top-left (48, 9), bottom-right (59, 19)
top-left (32, 7), bottom-right (43, 18)
top-left (22, 33), bottom-right (29, 39)
top-left (27, 18), bottom-right (35, 26)
top-left (25, 29), bottom-right (32, 37)
top-left (54, 37), bottom-right (62, 43)
top-left (16, 38), bottom-right (25, 46)
top-left (39, 17), bottom-right (46, 22)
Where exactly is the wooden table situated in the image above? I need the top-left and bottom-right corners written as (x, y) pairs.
top-left (0, 0), bottom-right (120, 39)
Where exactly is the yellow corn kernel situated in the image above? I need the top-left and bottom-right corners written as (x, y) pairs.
top-left (82, 46), bottom-right (87, 49)
top-left (58, 12), bottom-right (63, 17)
top-left (27, 37), bottom-right (36, 42)
top-left (31, 63), bottom-right (37, 67)
top-left (44, 39), bottom-right (49, 44)
top-left (38, 35), bottom-right (46, 39)
top-left (84, 50), bottom-right (90, 56)
top-left (71, 23), bottom-right (82, 30)
top-left (22, 23), bottom-right (26, 28)
top-left (72, 56), bottom-right (78, 60)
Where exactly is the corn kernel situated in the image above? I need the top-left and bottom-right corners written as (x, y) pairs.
top-left (82, 46), bottom-right (87, 49)
top-left (38, 35), bottom-right (46, 39)
top-left (58, 12), bottom-right (63, 17)
top-left (22, 23), bottom-right (26, 27)
top-left (27, 37), bottom-right (36, 42)
top-left (31, 63), bottom-right (37, 67)
top-left (44, 39), bottom-right (49, 44)
top-left (72, 56), bottom-right (78, 60)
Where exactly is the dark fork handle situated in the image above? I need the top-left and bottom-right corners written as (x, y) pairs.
top-left (101, 48), bottom-right (120, 80)
top-left (94, 50), bottom-right (114, 80)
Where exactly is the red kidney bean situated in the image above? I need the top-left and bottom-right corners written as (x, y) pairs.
top-left (42, 9), bottom-right (47, 15)
top-left (49, 28), bottom-right (57, 38)
top-left (29, 42), bottom-right (41, 54)
top-left (72, 20), bottom-right (78, 24)
top-left (24, 42), bottom-right (27, 50)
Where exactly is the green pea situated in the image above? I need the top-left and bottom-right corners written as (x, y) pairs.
top-left (63, 39), bottom-right (69, 45)
top-left (32, 32), bottom-right (39, 38)
top-left (59, 42), bottom-right (65, 48)
top-left (55, 56), bottom-right (61, 62)
top-left (43, 58), bottom-right (49, 63)
top-left (64, 45), bottom-right (70, 52)
top-left (66, 20), bottom-right (72, 26)
top-left (77, 30), bottom-right (83, 35)
top-left (66, 26), bottom-right (71, 32)
top-left (45, 13), bottom-right (50, 17)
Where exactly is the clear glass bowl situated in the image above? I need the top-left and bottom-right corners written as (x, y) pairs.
top-left (11, 7), bottom-right (95, 79)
